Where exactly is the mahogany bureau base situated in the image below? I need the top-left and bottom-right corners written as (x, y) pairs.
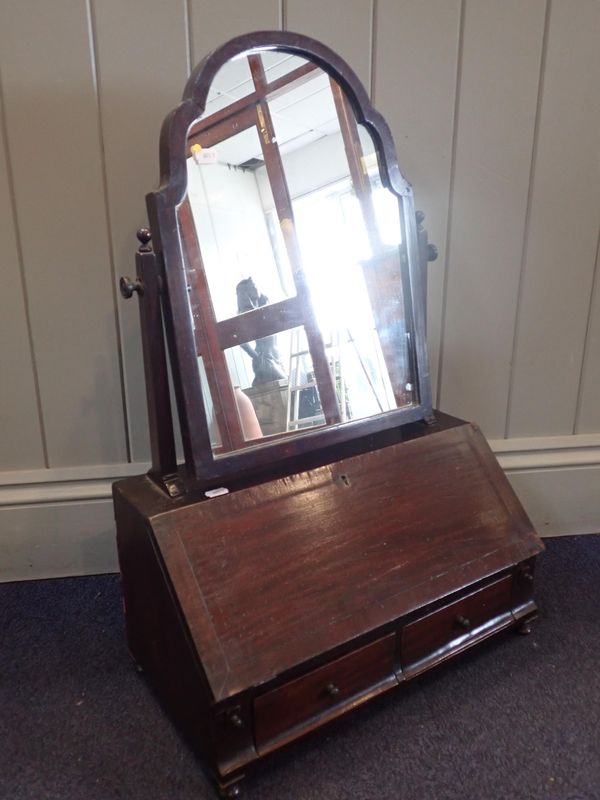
top-left (113, 414), bottom-right (543, 797)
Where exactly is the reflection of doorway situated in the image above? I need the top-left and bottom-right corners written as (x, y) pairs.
top-left (181, 52), bottom-right (409, 455)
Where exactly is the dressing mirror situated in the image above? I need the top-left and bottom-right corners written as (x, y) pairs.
top-left (147, 31), bottom-right (432, 481)
top-left (116, 31), bottom-right (543, 800)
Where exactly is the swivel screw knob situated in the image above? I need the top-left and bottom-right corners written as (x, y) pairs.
top-left (427, 243), bottom-right (439, 262)
top-left (136, 227), bottom-right (152, 252)
top-left (119, 276), bottom-right (143, 299)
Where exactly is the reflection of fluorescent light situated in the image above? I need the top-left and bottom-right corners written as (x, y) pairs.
top-left (191, 143), bottom-right (218, 165)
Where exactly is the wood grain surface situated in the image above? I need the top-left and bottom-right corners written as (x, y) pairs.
top-left (151, 422), bottom-right (542, 700)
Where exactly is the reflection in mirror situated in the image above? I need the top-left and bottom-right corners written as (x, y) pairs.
top-left (177, 50), bottom-right (416, 456)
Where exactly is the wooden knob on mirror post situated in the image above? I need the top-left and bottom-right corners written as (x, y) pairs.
top-left (136, 227), bottom-right (152, 252)
top-left (427, 244), bottom-right (438, 262)
top-left (119, 276), bottom-right (143, 299)
top-left (416, 210), bottom-right (438, 261)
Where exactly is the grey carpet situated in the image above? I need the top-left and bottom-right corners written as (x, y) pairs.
top-left (1, 534), bottom-right (598, 800)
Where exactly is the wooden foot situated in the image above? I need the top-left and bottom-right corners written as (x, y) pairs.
top-left (516, 620), bottom-right (532, 635)
top-left (218, 780), bottom-right (243, 798)
top-left (128, 652), bottom-right (144, 673)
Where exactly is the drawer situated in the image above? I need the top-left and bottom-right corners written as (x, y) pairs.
top-left (254, 634), bottom-right (397, 751)
top-left (401, 575), bottom-right (513, 672)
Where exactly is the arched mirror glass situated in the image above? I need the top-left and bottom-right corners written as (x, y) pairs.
top-left (171, 47), bottom-right (422, 458)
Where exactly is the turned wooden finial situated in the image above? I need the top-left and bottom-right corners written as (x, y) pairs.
top-left (136, 227), bottom-right (152, 252)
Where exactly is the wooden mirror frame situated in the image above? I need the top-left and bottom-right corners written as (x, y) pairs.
top-left (146, 30), bottom-right (433, 484)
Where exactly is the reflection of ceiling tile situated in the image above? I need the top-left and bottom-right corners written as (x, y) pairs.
top-left (200, 55), bottom-right (342, 166)
top-left (213, 126), bottom-right (263, 166)
top-left (276, 129), bottom-right (322, 158)
top-left (208, 58), bottom-right (253, 100)
top-left (270, 84), bottom-right (337, 139)
top-left (261, 53), bottom-right (309, 83)
top-left (203, 93), bottom-right (234, 116)
top-left (269, 72), bottom-right (331, 112)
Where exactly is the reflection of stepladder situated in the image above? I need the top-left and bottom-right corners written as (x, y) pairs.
top-left (285, 328), bottom-right (347, 431)
top-left (286, 328), bottom-right (323, 431)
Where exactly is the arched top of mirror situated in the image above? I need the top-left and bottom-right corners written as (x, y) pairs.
top-left (155, 31), bottom-right (411, 205)
top-left (147, 31), bottom-right (431, 481)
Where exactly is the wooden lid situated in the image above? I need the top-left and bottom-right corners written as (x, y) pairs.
top-left (152, 422), bottom-right (542, 701)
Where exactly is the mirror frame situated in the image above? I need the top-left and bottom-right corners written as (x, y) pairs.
top-left (146, 30), bottom-right (433, 483)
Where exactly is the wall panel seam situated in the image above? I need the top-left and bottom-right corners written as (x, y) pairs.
top-left (0, 63), bottom-right (49, 468)
top-left (435, 0), bottom-right (465, 408)
top-left (86, 0), bottom-right (132, 463)
top-left (368, 0), bottom-right (376, 100)
top-left (185, 0), bottom-right (193, 75)
top-left (573, 216), bottom-right (600, 433)
top-left (504, 0), bottom-right (552, 439)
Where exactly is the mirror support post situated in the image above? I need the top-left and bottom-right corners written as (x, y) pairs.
top-left (125, 232), bottom-right (179, 491)
top-left (415, 210), bottom-right (439, 427)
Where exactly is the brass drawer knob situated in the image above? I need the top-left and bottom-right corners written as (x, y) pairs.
top-left (455, 614), bottom-right (471, 630)
top-left (326, 682), bottom-right (340, 698)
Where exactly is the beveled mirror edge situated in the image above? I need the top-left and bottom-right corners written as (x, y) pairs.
top-left (145, 30), bottom-right (434, 484)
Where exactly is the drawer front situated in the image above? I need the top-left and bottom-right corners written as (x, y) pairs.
top-left (254, 634), bottom-right (397, 751)
top-left (401, 575), bottom-right (513, 670)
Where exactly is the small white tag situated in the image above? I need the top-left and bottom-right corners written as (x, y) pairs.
top-left (191, 144), bottom-right (218, 165)
top-left (204, 487), bottom-right (229, 498)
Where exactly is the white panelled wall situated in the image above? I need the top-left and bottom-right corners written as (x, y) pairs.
top-left (0, 0), bottom-right (599, 581)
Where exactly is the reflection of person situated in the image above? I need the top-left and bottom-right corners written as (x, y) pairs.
top-left (234, 387), bottom-right (262, 441)
top-left (235, 277), bottom-right (287, 386)
top-left (208, 389), bottom-right (263, 444)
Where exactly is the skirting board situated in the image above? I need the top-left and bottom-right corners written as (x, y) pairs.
top-left (1, 433), bottom-right (599, 582)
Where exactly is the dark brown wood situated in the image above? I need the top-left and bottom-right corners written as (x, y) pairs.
top-left (247, 54), bottom-right (340, 427)
top-left (148, 30), bottom-right (429, 482)
top-left (114, 414), bottom-right (544, 795)
top-left (216, 295), bottom-right (306, 351)
top-left (187, 104), bottom-right (257, 152)
top-left (184, 51), bottom-right (343, 454)
top-left (147, 421), bottom-right (541, 701)
top-left (133, 245), bottom-right (177, 479)
top-left (400, 575), bottom-right (513, 673)
top-left (330, 78), bottom-right (381, 251)
top-left (178, 198), bottom-right (245, 451)
top-left (254, 634), bottom-right (397, 751)
top-left (186, 60), bottom-right (319, 145)
top-left (118, 31), bottom-right (545, 799)
top-left (330, 79), bottom-right (412, 408)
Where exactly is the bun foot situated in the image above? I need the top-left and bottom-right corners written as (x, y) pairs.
top-left (218, 781), bottom-right (242, 798)
top-left (517, 620), bottom-right (532, 635)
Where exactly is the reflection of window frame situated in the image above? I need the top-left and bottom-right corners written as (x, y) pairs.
top-left (180, 52), bottom-right (416, 458)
